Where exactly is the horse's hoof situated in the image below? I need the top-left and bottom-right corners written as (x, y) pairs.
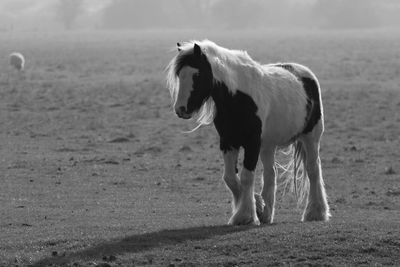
top-left (228, 213), bottom-right (260, 226)
top-left (228, 218), bottom-right (260, 226)
top-left (302, 205), bottom-right (331, 222)
top-left (303, 213), bottom-right (329, 222)
top-left (259, 213), bottom-right (273, 224)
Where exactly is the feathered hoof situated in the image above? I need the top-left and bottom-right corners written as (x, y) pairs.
top-left (254, 193), bottom-right (265, 220)
top-left (254, 193), bottom-right (274, 224)
top-left (302, 205), bottom-right (331, 222)
top-left (228, 211), bottom-right (260, 226)
top-left (228, 216), bottom-right (260, 226)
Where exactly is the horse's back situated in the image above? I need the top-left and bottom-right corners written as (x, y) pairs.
top-left (265, 63), bottom-right (317, 81)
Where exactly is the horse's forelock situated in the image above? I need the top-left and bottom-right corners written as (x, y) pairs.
top-left (166, 56), bottom-right (179, 103)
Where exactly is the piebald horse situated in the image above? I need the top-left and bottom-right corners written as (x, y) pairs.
top-left (166, 40), bottom-right (330, 225)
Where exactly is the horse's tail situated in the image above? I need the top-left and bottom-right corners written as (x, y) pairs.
top-left (276, 140), bottom-right (309, 206)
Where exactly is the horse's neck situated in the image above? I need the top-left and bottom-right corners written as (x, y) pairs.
top-left (210, 79), bottom-right (262, 148)
top-left (210, 81), bottom-right (230, 111)
top-left (210, 80), bottom-right (257, 117)
top-left (210, 74), bottom-right (268, 126)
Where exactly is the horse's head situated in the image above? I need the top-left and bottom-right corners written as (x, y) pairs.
top-left (169, 42), bottom-right (213, 120)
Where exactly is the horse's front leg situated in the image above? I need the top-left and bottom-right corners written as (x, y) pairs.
top-left (222, 149), bottom-right (240, 212)
top-left (228, 140), bottom-right (261, 226)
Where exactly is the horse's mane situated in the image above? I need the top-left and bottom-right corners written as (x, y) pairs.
top-left (166, 40), bottom-right (263, 129)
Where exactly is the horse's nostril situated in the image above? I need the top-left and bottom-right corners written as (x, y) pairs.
top-left (176, 106), bottom-right (190, 119)
top-left (176, 106), bottom-right (186, 116)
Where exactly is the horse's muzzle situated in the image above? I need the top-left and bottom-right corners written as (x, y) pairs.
top-left (176, 112), bottom-right (192, 119)
top-left (175, 106), bottom-right (192, 119)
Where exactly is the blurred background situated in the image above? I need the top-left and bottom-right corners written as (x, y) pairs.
top-left (1, 0), bottom-right (400, 31)
top-left (1, 1), bottom-right (400, 266)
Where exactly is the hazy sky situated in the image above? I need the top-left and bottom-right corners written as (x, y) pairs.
top-left (0, 0), bottom-right (111, 14)
top-left (0, 0), bottom-right (399, 31)
top-left (0, 0), bottom-right (111, 29)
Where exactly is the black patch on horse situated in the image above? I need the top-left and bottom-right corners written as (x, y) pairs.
top-left (174, 52), bottom-right (199, 76)
top-left (186, 70), bottom-right (212, 114)
top-left (212, 83), bottom-right (262, 171)
top-left (275, 63), bottom-right (295, 73)
top-left (174, 47), bottom-right (214, 114)
top-left (275, 63), bottom-right (321, 135)
top-left (300, 77), bottom-right (321, 134)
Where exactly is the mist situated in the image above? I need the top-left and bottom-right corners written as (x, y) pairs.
top-left (1, 0), bottom-right (400, 31)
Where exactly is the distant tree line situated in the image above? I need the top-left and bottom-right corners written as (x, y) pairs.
top-left (57, 0), bottom-right (400, 30)
top-left (57, 0), bottom-right (84, 30)
top-left (101, 0), bottom-right (211, 29)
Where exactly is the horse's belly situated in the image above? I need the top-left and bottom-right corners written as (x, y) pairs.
top-left (261, 99), bottom-right (307, 146)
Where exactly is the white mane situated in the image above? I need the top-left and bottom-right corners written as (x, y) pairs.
top-left (166, 40), bottom-right (266, 129)
top-left (195, 40), bottom-right (264, 94)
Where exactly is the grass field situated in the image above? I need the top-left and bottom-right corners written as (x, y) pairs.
top-left (0, 29), bottom-right (399, 266)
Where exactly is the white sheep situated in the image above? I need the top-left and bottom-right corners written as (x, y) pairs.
top-left (9, 52), bottom-right (25, 71)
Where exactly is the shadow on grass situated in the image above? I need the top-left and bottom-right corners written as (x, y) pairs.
top-left (30, 224), bottom-right (252, 266)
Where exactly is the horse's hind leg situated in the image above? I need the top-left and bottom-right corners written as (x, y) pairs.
top-left (222, 149), bottom-right (241, 213)
top-left (301, 121), bottom-right (331, 221)
top-left (259, 145), bottom-right (277, 224)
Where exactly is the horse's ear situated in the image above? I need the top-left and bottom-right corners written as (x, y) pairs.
top-left (193, 43), bottom-right (201, 57)
top-left (177, 42), bottom-right (182, 51)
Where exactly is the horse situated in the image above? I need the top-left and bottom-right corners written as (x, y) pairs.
top-left (166, 40), bottom-right (331, 225)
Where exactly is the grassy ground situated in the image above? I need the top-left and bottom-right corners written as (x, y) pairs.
top-left (0, 29), bottom-right (399, 266)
